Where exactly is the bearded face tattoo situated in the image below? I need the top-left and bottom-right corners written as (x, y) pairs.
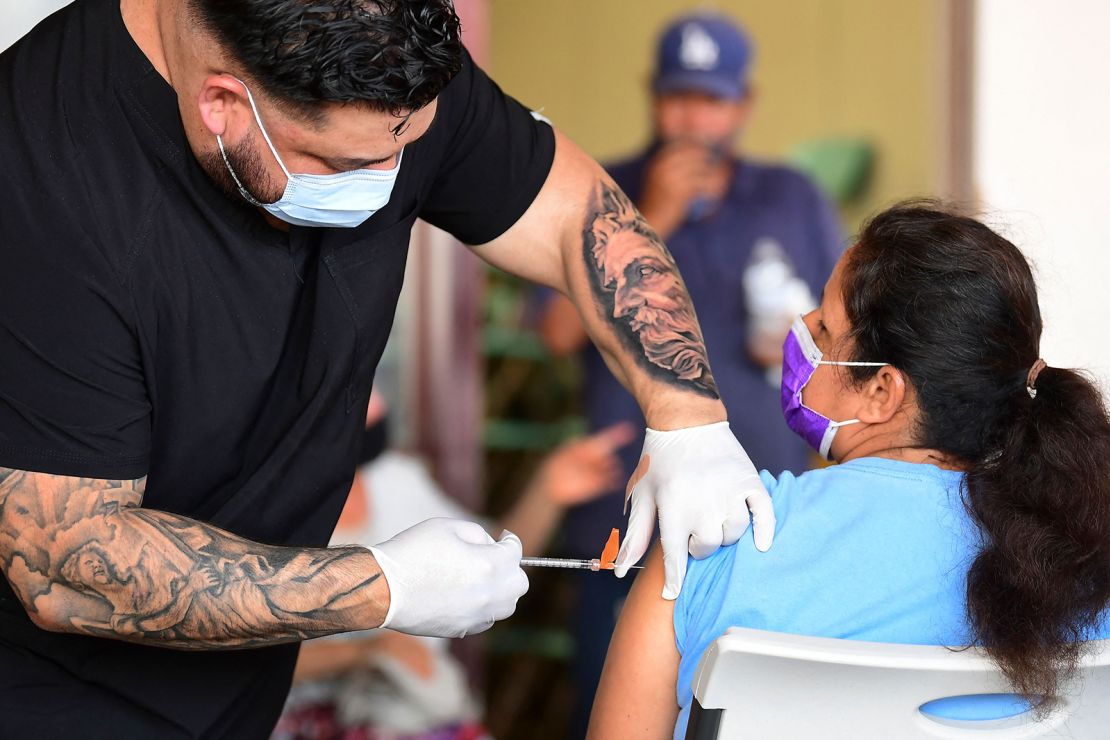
top-left (583, 183), bottom-right (719, 398)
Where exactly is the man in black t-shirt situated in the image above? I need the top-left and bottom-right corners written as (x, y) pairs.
top-left (0, 1), bottom-right (776, 736)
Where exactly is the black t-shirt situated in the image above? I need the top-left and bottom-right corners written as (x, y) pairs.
top-left (0, 1), bottom-right (554, 737)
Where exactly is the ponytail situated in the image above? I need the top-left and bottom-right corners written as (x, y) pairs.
top-left (964, 366), bottom-right (1110, 702)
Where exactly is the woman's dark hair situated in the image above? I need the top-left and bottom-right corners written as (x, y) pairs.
top-left (841, 202), bottom-right (1110, 704)
top-left (190, 0), bottom-right (463, 121)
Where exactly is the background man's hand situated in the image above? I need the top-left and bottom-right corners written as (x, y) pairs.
top-left (536, 422), bottom-right (637, 506)
top-left (638, 141), bottom-right (716, 238)
top-left (639, 140), bottom-right (733, 237)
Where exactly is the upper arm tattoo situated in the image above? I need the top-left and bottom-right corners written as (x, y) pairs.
top-left (0, 469), bottom-right (382, 650)
top-left (582, 182), bottom-right (720, 398)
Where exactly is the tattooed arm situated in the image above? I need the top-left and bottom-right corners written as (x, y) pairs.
top-left (471, 130), bottom-right (775, 594)
top-left (472, 130), bottom-right (723, 428)
top-left (0, 468), bottom-right (388, 650)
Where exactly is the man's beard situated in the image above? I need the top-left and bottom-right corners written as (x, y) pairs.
top-left (196, 134), bottom-right (285, 206)
top-left (625, 297), bottom-right (714, 392)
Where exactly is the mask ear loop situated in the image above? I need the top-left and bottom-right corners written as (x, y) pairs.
top-left (818, 360), bottom-right (890, 368)
top-left (813, 359), bottom-right (890, 419)
top-left (792, 315), bottom-right (888, 370)
top-left (215, 77), bottom-right (292, 208)
top-left (803, 359), bottom-right (888, 452)
top-left (216, 134), bottom-right (265, 207)
top-left (231, 77), bottom-right (292, 180)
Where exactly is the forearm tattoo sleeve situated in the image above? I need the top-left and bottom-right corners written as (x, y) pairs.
top-left (582, 182), bottom-right (719, 398)
top-left (0, 469), bottom-right (384, 650)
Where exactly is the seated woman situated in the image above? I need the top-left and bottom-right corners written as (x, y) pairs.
top-left (588, 203), bottom-right (1110, 740)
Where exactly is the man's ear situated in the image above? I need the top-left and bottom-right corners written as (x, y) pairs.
top-left (197, 75), bottom-right (250, 139)
top-left (855, 366), bottom-right (906, 424)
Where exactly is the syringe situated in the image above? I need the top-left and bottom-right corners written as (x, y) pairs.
top-left (519, 557), bottom-right (642, 571)
top-left (520, 557), bottom-right (602, 571)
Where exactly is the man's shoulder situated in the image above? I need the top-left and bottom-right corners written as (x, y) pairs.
top-left (1, 0), bottom-right (134, 182)
top-left (1, 0), bottom-right (117, 94)
top-left (1, 2), bottom-right (165, 285)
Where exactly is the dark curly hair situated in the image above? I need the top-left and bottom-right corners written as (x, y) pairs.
top-left (190, 0), bottom-right (463, 122)
top-left (841, 202), bottom-right (1110, 707)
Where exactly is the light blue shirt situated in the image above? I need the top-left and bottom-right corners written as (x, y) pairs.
top-left (671, 457), bottom-right (1107, 739)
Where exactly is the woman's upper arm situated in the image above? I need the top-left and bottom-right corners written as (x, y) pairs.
top-left (588, 545), bottom-right (681, 740)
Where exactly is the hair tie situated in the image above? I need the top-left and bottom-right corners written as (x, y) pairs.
top-left (1026, 358), bottom-right (1047, 399)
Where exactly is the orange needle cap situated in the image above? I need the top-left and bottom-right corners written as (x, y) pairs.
top-left (600, 528), bottom-right (620, 570)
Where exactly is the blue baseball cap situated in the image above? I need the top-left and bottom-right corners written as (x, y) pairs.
top-left (652, 13), bottom-right (753, 100)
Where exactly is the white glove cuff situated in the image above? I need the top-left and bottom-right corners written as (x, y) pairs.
top-left (645, 420), bottom-right (731, 438)
top-left (368, 545), bottom-right (399, 630)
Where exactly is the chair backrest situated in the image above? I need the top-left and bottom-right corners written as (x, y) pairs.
top-left (687, 627), bottom-right (1110, 739)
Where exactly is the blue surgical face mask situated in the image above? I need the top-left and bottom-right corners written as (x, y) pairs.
top-left (216, 78), bottom-right (402, 229)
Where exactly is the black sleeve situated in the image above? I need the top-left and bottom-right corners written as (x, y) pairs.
top-left (0, 239), bottom-right (151, 480)
top-left (418, 51), bottom-right (556, 245)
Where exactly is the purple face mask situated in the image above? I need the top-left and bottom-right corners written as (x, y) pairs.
top-left (780, 316), bottom-right (887, 459)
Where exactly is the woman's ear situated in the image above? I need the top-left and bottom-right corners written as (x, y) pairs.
top-left (855, 366), bottom-right (907, 424)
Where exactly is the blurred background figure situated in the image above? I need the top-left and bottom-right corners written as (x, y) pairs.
top-left (537, 13), bottom-right (843, 735)
top-left (274, 389), bottom-right (634, 740)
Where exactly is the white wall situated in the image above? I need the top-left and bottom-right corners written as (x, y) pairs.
top-left (0, 0), bottom-right (71, 51)
top-left (975, 0), bottom-right (1110, 389)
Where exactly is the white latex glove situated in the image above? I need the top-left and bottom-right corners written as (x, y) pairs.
top-left (614, 421), bottom-right (776, 600)
top-left (368, 517), bottom-right (529, 638)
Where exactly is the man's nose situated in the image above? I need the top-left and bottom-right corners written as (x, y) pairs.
top-left (613, 286), bottom-right (644, 317)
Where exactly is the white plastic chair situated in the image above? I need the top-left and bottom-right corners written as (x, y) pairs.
top-left (685, 627), bottom-right (1110, 739)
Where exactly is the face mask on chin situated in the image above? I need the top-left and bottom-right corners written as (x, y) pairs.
top-left (216, 78), bottom-right (402, 229)
top-left (779, 315), bottom-right (888, 459)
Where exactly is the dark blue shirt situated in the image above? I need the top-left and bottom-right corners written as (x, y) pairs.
top-left (563, 151), bottom-right (844, 554)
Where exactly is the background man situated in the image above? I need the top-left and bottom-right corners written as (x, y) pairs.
top-left (0, 1), bottom-right (773, 736)
top-left (539, 13), bottom-right (843, 735)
